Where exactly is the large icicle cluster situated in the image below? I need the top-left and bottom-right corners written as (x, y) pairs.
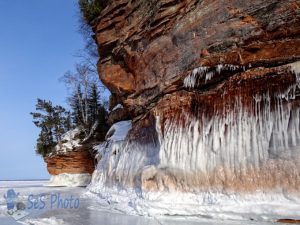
top-left (90, 61), bottom-right (300, 193)
top-left (158, 95), bottom-right (300, 191)
top-left (159, 62), bottom-right (300, 191)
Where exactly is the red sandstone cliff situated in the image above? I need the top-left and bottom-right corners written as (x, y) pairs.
top-left (90, 0), bottom-right (300, 192)
top-left (94, 0), bottom-right (299, 113)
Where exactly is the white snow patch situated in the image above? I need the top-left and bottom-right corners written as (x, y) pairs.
top-left (105, 120), bottom-right (132, 142)
top-left (47, 173), bottom-right (91, 187)
top-left (112, 104), bottom-right (123, 111)
top-left (92, 120), bottom-right (132, 174)
top-left (54, 128), bottom-right (81, 154)
top-left (86, 187), bottom-right (300, 222)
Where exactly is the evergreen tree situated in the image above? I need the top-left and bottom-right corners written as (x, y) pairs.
top-left (78, 0), bottom-right (105, 25)
top-left (97, 105), bottom-right (108, 141)
top-left (60, 62), bottom-right (109, 142)
top-left (30, 99), bottom-right (72, 157)
top-left (69, 85), bottom-right (84, 126)
top-left (88, 82), bottom-right (100, 127)
top-left (63, 111), bottom-right (73, 132)
top-left (35, 125), bottom-right (55, 157)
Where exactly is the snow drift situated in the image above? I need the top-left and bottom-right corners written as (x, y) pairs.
top-left (48, 173), bottom-right (91, 187)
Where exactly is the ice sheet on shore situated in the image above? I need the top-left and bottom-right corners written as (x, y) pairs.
top-left (0, 181), bottom-right (48, 189)
top-left (18, 217), bottom-right (66, 225)
top-left (0, 180), bottom-right (299, 225)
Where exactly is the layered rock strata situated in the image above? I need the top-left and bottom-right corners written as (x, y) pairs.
top-left (45, 150), bottom-right (95, 175)
top-left (91, 0), bottom-right (300, 193)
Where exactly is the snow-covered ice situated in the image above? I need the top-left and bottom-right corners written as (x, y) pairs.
top-left (86, 184), bottom-right (300, 223)
top-left (47, 173), bottom-right (91, 187)
top-left (0, 181), bottom-right (284, 225)
top-left (0, 180), bottom-right (290, 225)
top-left (105, 120), bottom-right (132, 141)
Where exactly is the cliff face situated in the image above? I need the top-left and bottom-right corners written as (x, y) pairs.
top-left (92, 0), bottom-right (300, 192)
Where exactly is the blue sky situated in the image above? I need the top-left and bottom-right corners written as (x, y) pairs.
top-left (0, 1), bottom-right (87, 180)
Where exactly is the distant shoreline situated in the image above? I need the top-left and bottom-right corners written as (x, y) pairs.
top-left (0, 179), bottom-right (48, 181)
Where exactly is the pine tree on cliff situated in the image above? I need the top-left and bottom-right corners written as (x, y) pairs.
top-left (97, 104), bottom-right (108, 141)
top-left (88, 82), bottom-right (100, 126)
top-left (36, 125), bottom-right (55, 157)
top-left (80, 82), bottom-right (109, 143)
top-left (61, 63), bottom-right (108, 133)
top-left (63, 111), bottom-right (73, 132)
top-left (61, 64), bottom-right (93, 134)
top-left (69, 85), bottom-right (85, 127)
top-left (88, 82), bottom-right (108, 141)
top-left (78, 0), bottom-right (107, 25)
top-left (30, 99), bottom-right (72, 156)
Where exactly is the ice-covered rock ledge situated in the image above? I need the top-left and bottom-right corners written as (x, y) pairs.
top-left (48, 173), bottom-right (91, 187)
top-left (86, 62), bottom-right (300, 222)
top-left (44, 128), bottom-right (95, 187)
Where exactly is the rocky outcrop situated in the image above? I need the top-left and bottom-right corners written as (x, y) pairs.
top-left (43, 128), bottom-right (97, 186)
top-left (107, 107), bottom-right (131, 125)
top-left (45, 150), bottom-right (95, 175)
top-left (91, 0), bottom-right (300, 192)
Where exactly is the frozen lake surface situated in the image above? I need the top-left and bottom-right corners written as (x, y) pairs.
top-left (0, 181), bottom-right (297, 225)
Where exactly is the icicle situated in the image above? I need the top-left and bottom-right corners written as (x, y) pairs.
top-left (205, 71), bottom-right (215, 82)
top-left (184, 66), bottom-right (209, 88)
top-left (184, 64), bottom-right (242, 88)
top-left (158, 91), bottom-right (300, 190)
top-left (216, 64), bottom-right (223, 74)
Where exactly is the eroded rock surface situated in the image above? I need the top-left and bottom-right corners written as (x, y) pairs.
top-left (91, 0), bottom-right (300, 192)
